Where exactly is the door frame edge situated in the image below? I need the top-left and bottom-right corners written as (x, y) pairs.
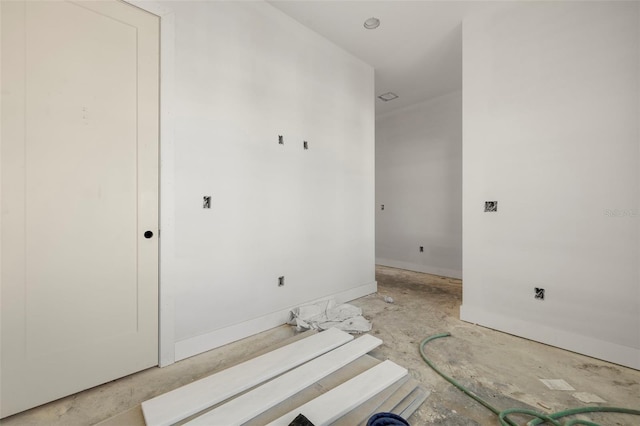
top-left (124, 0), bottom-right (176, 368)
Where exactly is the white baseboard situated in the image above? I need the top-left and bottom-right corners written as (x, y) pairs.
top-left (376, 258), bottom-right (462, 280)
top-left (460, 304), bottom-right (640, 370)
top-left (174, 281), bottom-right (378, 362)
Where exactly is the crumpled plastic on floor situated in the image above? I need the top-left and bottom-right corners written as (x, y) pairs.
top-left (288, 299), bottom-right (372, 333)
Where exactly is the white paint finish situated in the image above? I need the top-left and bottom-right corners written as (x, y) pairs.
top-left (1, 0), bottom-right (159, 416)
top-left (141, 328), bottom-right (353, 426)
top-left (174, 280), bottom-right (376, 361)
top-left (125, 0), bottom-right (178, 368)
top-left (266, 360), bottom-right (408, 426)
top-left (636, 0), bottom-right (640, 370)
top-left (155, 0), bottom-right (374, 359)
top-left (187, 334), bottom-right (382, 425)
top-left (376, 91), bottom-right (462, 279)
top-left (268, 1), bottom-right (503, 116)
top-left (376, 258), bottom-right (461, 281)
top-left (461, 1), bottom-right (640, 369)
top-left (461, 305), bottom-right (640, 372)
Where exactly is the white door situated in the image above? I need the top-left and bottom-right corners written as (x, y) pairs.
top-left (1, 0), bottom-right (159, 417)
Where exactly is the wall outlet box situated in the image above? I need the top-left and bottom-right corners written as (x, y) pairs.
top-left (485, 201), bottom-right (498, 212)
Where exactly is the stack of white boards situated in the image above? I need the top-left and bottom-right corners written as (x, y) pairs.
top-left (131, 328), bottom-right (427, 426)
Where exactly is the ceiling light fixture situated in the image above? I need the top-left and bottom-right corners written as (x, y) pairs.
top-left (364, 17), bottom-right (380, 29)
top-left (378, 92), bottom-right (399, 102)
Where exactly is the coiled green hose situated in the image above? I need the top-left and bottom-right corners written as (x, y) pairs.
top-left (418, 333), bottom-right (640, 426)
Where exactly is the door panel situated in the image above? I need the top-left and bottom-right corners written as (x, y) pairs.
top-left (1, 0), bottom-right (159, 417)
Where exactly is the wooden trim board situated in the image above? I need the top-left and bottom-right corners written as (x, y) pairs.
top-left (186, 334), bottom-right (382, 425)
top-left (359, 377), bottom-right (420, 424)
top-left (244, 355), bottom-right (380, 426)
top-left (141, 328), bottom-right (353, 426)
top-left (332, 376), bottom-right (411, 426)
top-left (174, 282), bottom-right (377, 362)
top-left (398, 387), bottom-right (430, 419)
top-left (266, 360), bottom-right (408, 426)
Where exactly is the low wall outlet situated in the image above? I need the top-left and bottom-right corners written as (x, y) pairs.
top-left (303, 141), bottom-right (308, 150)
top-left (278, 276), bottom-right (285, 287)
top-left (278, 135), bottom-right (284, 145)
top-left (419, 246), bottom-right (424, 252)
top-left (485, 201), bottom-right (498, 212)
top-left (535, 287), bottom-right (545, 300)
top-left (203, 196), bottom-right (211, 209)
top-left (381, 204), bottom-right (385, 210)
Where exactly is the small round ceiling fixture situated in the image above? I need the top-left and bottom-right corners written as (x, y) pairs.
top-left (364, 17), bottom-right (380, 30)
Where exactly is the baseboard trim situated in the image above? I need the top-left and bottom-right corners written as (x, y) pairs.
top-left (460, 304), bottom-right (640, 370)
top-left (174, 281), bottom-right (377, 362)
top-left (376, 258), bottom-right (462, 280)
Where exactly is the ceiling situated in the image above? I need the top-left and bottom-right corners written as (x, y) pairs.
top-left (268, 1), bottom-right (501, 116)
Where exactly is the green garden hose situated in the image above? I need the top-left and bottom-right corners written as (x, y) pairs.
top-left (419, 333), bottom-right (640, 426)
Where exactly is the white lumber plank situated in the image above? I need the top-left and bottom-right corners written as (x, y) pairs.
top-left (243, 354), bottom-right (380, 426)
top-left (266, 360), bottom-right (408, 426)
top-left (354, 377), bottom-right (418, 426)
top-left (398, 387), bottom-right (430, 420)
top-left (333, 376), bottom-right (411, 426)
top-left (186, 334), bottom-right (383, 426)
top-left (141, 328), bottom-right (353, 426)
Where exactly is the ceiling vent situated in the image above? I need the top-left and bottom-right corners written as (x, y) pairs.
top-left (377, 92), bottom-right (399, 102)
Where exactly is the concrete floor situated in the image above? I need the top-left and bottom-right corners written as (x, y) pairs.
top-left (2, 265), bottom-right (639, 426)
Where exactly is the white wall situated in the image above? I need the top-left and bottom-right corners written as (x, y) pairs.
top-left (462, 1), bottom-right (640, 369)
top-left (159, 1), bottom-right (375, 363)
top-left (376, 91), bottom-right (462, 279)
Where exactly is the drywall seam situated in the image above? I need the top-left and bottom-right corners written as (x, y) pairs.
top-left (460, 305), bottom-right (640, 370)
top-left (174, 281), bottom-right (377, 361)
top-left (376, 258), bottom-right (462, 280)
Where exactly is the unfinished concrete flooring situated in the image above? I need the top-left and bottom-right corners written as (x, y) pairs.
top-left (2, 265), bottom-right (639, 426)
top-left (352, 266), bottom-right (640, 425)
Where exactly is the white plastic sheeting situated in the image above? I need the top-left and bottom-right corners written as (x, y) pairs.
top-left (288, 299), bottom-right (372, 333)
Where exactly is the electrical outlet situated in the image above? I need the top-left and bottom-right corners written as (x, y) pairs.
top-left (485, 201), bottom-right (498, 212)
top-left (203, 196), bottom-right (211, 209)
top-left (278, 135), bottom-right (284, 145)
top-left (278, 276), bottom-right (285, 287)
top-left (303, 141), bottom-right (308, 150)
top-left (381, 204), bottom-right (385, 210)
top-left (419, 246), bottom-right (424, 252)
top-left (535, 287), bottom-right (545, 300)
